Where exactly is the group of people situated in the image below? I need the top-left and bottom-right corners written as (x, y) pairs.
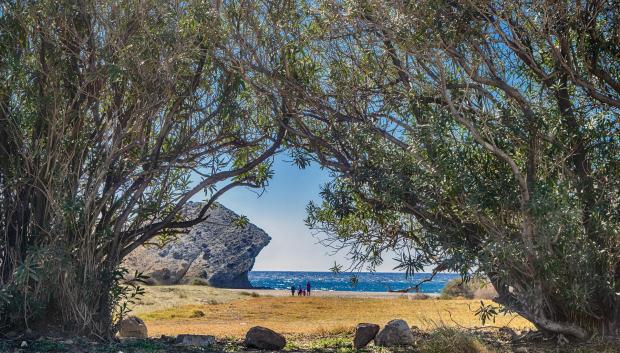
top-left (291, 281), bottom-right (312, 296)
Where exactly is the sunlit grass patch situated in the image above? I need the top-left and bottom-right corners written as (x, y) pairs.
top-left (134, 287), bottom-right (532, 338)
top-left (286, 329), bottom-right (355, 353)
top-left (418, 327), bottom-right (494, 353)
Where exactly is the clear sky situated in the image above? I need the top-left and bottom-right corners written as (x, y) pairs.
top-left (214, 157), bottom-right (401, 272)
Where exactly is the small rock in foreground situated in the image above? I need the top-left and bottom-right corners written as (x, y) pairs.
top-left (374, 319), bottom-right (415, 347)
top-left (353, 323), bottom-right (380, 349)
top-left (118, 316), bottom-right (148, 339)
top-left (175, 334), bottom-right (215, 347)
top-left (244, 326), bottom-right (286, 350)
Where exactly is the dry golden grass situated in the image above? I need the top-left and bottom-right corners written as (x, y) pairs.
top-left (130, 286), bottom-right (532, 338)
top-left (130, 285), bottom-right (249, 314)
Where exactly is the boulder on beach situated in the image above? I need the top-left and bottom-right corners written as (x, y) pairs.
top-left (244, 326), bottom-right (286, 350)
top-left (354, 323), bottom-right (380, 349)
top-left (374, 319), bottom-right (415, 347)
top-left (123, 202), bottom-right (270, 288)
top-left (118, 316), bottom-right (148, 339)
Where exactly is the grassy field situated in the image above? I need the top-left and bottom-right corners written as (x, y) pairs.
top-left (2, 285), bottom-right (617, 353)
top-left (130, 285), bottom-right (532, 338)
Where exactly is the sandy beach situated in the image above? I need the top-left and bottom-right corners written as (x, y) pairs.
top-left (225, 288), bottom-right (438, 299)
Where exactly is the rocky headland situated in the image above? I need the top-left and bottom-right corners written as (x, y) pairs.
top-left (123, 202), bottom-right (270, 288)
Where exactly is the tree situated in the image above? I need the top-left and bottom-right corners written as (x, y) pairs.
top-left (220, 0), bottom-right (620, 339)
top-left (0, 0), bottom-right (284, 336)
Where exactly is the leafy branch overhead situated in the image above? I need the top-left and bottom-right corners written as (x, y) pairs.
top-left (219, 0), bottom-right (620, 340)
top-left (0, 0), bottom-right (284, 336)
top-left (1, 0), bottom-right (619, 342)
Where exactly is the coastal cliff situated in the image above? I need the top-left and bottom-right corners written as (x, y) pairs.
top-left (123, 202), bottom-right (270, 288)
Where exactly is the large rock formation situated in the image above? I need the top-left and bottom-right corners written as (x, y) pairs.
top-left (123, 202), bottom-right (270, 288)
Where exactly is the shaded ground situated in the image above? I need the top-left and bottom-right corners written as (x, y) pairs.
top-left (1, 330), bottom-right (620, 353)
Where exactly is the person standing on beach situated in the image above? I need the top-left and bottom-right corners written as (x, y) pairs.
top-left (297, 286), bottom-right (302, 296)
top-left (306, 281), bottom-right (311, 296)
top-left (291, 285), bottom-right (295, 296)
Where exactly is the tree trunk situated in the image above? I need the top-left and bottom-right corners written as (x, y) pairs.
top-left (488, 272), bottom-right (615, 340)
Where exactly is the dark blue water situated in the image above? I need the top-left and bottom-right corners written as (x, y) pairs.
top-left (248, 271), bottom-right (459, 293)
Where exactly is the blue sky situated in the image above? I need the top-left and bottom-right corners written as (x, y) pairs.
top-left (213, 157), bottom-right (401, 272)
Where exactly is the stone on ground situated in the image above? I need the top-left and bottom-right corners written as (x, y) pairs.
top-left (353, 323), bottom-right (380, 349)
top-left (118, 316), bottom-right (148, 339)
top-left (244, 326), bottom-right (286, 350)
top-left (374, 319), bottom-right (415, 347)
top-left (174, 334), bottom-right (215, 347)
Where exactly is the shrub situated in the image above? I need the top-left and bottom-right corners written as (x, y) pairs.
top-left (0, 0), bottom-right (283, 337)
top-left (240, 291), bottom-right (260, 297)
top-left (441, 278), bottom-right (497, 299)
top-left (418, 327), bottom-right (493, 353)
top-left (191, 278), bottom-right (209, 286)
top-left (442, 278), bottom-right (473, 298)
top-left (190, 310), bottom-right (205, 318)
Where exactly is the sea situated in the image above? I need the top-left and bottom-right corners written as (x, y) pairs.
top-left (248, 271), bottom-right (460, 293)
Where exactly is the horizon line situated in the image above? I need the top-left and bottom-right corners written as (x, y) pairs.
top-left (250, 269), bottom-right (460, 274)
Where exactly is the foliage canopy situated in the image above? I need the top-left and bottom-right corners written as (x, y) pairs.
top-left (220, 0), bottom-right (620, 339)
top-left (1, 0), bottom-right (619, 340)
top-left (0, 0), bottom-right (284, 335)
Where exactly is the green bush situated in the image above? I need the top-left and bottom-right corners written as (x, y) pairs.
top-left (191, 279), bottom-right (210, 286)
top-left (442, 278), bottom-right (474, 298)
top-left (190, 309), bottom-right (205, 318)
top-left (441, 278), bottom-right (497, 299)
